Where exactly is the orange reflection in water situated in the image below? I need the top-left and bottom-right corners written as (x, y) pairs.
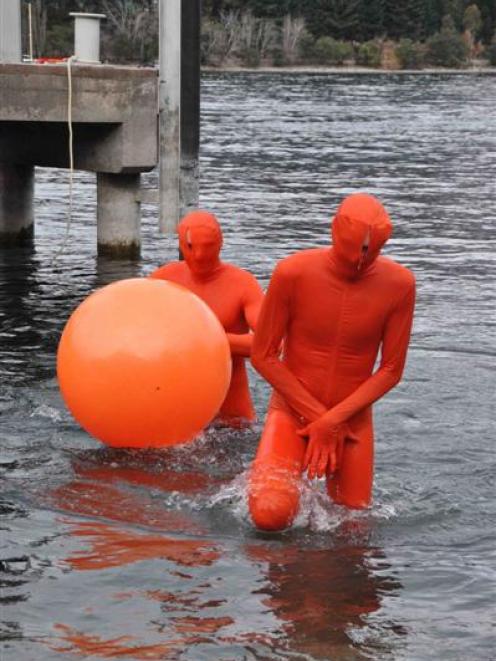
top-left (147, 590), bottom-right (276, 652)
top-left (43, 459), bottom-right (238, 658)
top-left (76, 464), bottom-right (223, 494)
top-left (173, 615), bottom-right (234, 635)
top-left (244, 536), bottom-right (403, 660)
top-left (65, 521), bottom-right (220, 571)
top-left (46, 624), bottom-right (188, 660)
top-left (147, 589), bottom-right (226, 610)
top-left (50, 479), bottom-right (205, 535)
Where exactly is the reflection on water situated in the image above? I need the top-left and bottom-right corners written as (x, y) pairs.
top-left (1, 72), bottom-right (495, 660)
top-left (64, 521), bottom-right (219, 571)
top-left (245, 535), bottom-right (405, 661)
top-left (45, 623), bottom-right (191, 660)
top-left (45, 540), bottom-right (402, 661)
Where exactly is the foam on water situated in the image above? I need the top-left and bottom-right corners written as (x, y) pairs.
top-left (209, 468), bottom-right (400, 535)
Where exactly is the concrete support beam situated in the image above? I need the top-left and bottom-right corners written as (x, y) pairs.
top-left (0, 164), bottom-right (34, 246)
top-left (97, 173), bottom-right (140, 259)
top-left (0, 64), bottom-right (158, 174)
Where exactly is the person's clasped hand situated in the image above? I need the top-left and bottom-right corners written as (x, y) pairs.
top-left (297, 415), bottom-right (356, 479)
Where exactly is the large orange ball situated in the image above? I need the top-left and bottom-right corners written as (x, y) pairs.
top-left (57, 278), bottom-right (231, 447)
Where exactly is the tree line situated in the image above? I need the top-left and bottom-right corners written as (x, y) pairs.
top-left (21, 0), bottom-right (496, 68)
top-left (205, 0), bottom-right (495, 43)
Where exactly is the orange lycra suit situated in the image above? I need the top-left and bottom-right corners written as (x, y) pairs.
top-left (150, 210), bottom-right (264, 426)
top-left (249, 193), bottom-right (415, 531)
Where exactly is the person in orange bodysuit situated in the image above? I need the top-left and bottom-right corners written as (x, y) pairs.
top-left (249, 193), bottom-right (415, 531)
top-left (150, 210), bottom-right (264, 427)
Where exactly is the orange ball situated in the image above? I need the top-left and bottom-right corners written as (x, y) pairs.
top-left (57, 278), bottom-right (231, 448)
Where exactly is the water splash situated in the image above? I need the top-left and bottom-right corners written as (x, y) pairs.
top-left (30, 404), bottom-right (62, 422)
top-left (209, 471), bottom-right (400, 534)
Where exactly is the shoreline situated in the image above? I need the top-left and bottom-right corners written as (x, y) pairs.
top-left (202, 65), bottom-right (496, 75)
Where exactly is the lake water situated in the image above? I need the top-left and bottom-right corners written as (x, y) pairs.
top-left (1, 72), bottom-right (495, 660)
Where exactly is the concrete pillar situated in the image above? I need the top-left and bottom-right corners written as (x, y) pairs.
top-left (0, 0), bottom-right (22, 63)
top-left (159, 0), bottom-right (181, 233)
top-left (180, 0), bottom-right (200, 219)
top-left (97, 173), bottom-right (140, 259)
top-left (0, 164), bottom-right (34, 246)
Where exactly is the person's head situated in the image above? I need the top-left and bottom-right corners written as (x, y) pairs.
top-left (331, 193), bottom-right (392, 277)
top-left (177, 210), bottom-right (223, 278)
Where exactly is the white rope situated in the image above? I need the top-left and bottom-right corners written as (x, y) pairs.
top-left (51, 55), bottom-right (76, 265)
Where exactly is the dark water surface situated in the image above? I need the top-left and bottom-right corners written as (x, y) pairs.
top-left (1, 73), bottom-right (495, 660)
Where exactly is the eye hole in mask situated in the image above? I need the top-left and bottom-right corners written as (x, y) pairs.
top-left (357, 228), bottom-right (371, 271)
top-left (362, 227), bottom-right (370, 252)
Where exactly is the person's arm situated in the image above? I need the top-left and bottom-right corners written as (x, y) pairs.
top-left (300, 278), bottom-right (416, 478)
top-left (226, 333), bottom-right (252, 357)
top-left (226, 273), bottom-right (264, 357)
top-left (251, 262), bottom-right (328, 422)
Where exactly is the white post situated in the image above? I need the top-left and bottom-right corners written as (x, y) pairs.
top-left (159, 0), bottom-right (182, 234)
top-left (69, 13), bottom-right (106, 64)
top-left (0, 0), bottom-right (22, 63)
top-left (28, 3), bottom-right (33, 61)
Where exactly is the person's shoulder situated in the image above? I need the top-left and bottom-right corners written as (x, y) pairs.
top-left (222, 263), bottom-right (264, 296)
top-left (276, 248), bottom-right (326, 273)
top-left (223, 262), bottom-right (259, 283)
top-left (149, 261), bottom-right (185, 280)
top-left (377, 256), bottom-right (415, 290)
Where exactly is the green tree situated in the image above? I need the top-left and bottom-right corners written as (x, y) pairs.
top-left (357, 0), bottom-right (385, 40)
top-left (202, 0), bottom-right (242, 17)
top-left (298, 30), bottom-right (316, 60)
top-left (203, 0), bottom-right (306, 18)
top-left (442, 0), bottom-right (463, 29)
top-left (385, 0), bottom-right (426, 40)
top-left (244, 0), bottom-right (307, 18)
top-left (477, 0), bottom-right (496, 44)
top-left (486, 31), bottom-right (496, 64)
top-left (395, 38), bottom-right (425, 67)
top-left (44, 23), bottom-right (73, 56)
top-left (463, 4), bottom-right (482, 37)
top-left (423, 0), bottom-right (444, 36)
top-left (313, 36), bottom-right (353, 64)
top-left (100, 1), bottom-right (158, 64)
top-left (355, 39), bottom-right (382, 66)
top-left (407, 0), bottom-right (427, 39)
top-left (304, 0), bottom-right (361, 40)
top-left (426, 13), bottom-right (469, 65)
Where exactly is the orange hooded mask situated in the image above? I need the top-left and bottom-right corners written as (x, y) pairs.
top-left (177, 211), bottom-right (223, 279)
top-left (331, 193), bottom-right (393, 279)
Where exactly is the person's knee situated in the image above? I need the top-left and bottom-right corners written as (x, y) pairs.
top-left (248, 487), bottom-right (299, 531)
top-left (248, 465), bottom-right (300, 531)
top-left (248, 409), bottom-right (305, 531)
